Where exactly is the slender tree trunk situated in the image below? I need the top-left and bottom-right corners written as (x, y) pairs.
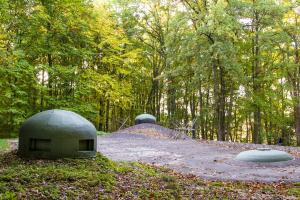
top-left (212, 61), bottom-right (219, 140)
top-left (167, 76), bottom-right (176, 127)
top-left (47, 53), bottom-right (53, 99)
top-left (265, 118), bottom-right (271, 145)
top-left (157, 84), bottom-right (162, 121)
top-left (246, 116), bottom-right (249, 143)
top-left (105, 99), bottom-right (110, 131)
top-left (252, 9), bottom-right (261, 144)
top-left (190, 92), bottom-right (196, 139)
top-left (204, 89), bottom-right (210, 140)
top-left (226, 84), bottom-right (233, 141)
top-left (294, 40), bottom-right (300, 146)
top-left (98, 99), bottom-right (104, 130)
top-left (184, 85), bottom-right (189, 127)
top-left (233, 108), bottom-right (238, 142)
top-left (199, 83), bottom-right (205, 139)
top-left (218, 66), bottom-right (226, 141)
top-left (152, 64), bottom-right (159, 117)
top-left (295, 105), bottom-right (300, 146)
top-left (40, 70), bottom-right (45, 111)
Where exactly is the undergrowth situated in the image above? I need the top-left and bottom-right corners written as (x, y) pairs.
top-left (0, 151), bottom-right (298, 199)
top-left (0, 140), bottom-right (9, 152)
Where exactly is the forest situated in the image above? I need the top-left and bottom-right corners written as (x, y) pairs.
top-left (1, 0), bottom-right (300, 146)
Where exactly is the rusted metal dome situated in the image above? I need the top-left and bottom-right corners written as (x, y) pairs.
top-left (18, 109), bottom-right (97, 159)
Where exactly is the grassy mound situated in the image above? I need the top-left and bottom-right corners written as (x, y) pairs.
top-left (0, 151), bottom-right (299, 199)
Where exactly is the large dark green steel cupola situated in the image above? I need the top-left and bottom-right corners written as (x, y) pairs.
top-left (18, 109), bottom-right (97, 159)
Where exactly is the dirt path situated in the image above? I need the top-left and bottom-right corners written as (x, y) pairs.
top-left (97, 132), bottom-right (300, 183)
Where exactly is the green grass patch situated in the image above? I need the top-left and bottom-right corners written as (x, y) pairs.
top-left (293, 182), bottom-right (300, 187)
top-left (96, 131), bottom-right (111, 136)
top-left (0, 151), bottom-right (117, 199)
top-left (288, 188), bottom-right (300, 196)
top-left (0, 151), bottom-right (298, 199)
top-left (0, 139), bottom-right (9, 152)
top-left (288, 183), bottom-right (300, 196)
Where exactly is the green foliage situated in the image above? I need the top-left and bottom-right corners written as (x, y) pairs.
top-left (111, 0), bottom-right (300, 145)
top-left (96, 131), bottom-right (111, 136)
top-left (1, 0), bottom-right (300, 146)
top-left (0, 140), bottom-right (9, 152)
top-left (0, 0), bottom-right (142, 135)
top-left (288, 188), bottom-right (300, 196)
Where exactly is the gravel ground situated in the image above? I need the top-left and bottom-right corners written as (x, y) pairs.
top-left (115, 123), bottom-right (190, 140)
top-left (98, 123), bottom-right (300, 183)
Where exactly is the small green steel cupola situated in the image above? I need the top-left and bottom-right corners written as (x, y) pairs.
top-left (235, 148), bottom-right (293, 162)
top-left (18, 109), bottom-right (97, 159)
top-left (135, 113), bottom-right (156, 124)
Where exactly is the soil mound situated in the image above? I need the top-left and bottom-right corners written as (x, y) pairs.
top-left (114, 123), bottom-right (190, 140)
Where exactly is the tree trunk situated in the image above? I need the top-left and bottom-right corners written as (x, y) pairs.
top-left (212, 61), bottom-right (219, 140)
top-left (199, 83), bottom-right (205, 139)
top-left (295, 105), bottom-right (300, 146)
top-left (226, 84), bottom-right (234, 141)
top-left (293, 38), bottom-right (300, 146)
top-left (167, 76), bottom-right (176, 127)
top-left (40, 70), bottom-right (45, 111)
top-left (218, 66), bottom-right (226, 141)
top-left (98, 99), bottom-right (104, 130)
top-left (105, 99), bottom-right (110, 131)
top-left (253, 107), bottom-right (261, 144)
top-left (204, 88), bottom-right (210, 140)
top-left (190, 92), bottom-right (196, 139)
top-left (252, 9), bottom-right (261, 144)
top-left (246, 116), bottom-right (249, 143)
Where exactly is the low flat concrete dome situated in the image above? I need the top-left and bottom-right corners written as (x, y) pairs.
top-left (18, 109), bottom-right (97, 159)
top-left (135, 113), bottom-right (156, 124)
top-left (235, 148), bottom-right (293, 162)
